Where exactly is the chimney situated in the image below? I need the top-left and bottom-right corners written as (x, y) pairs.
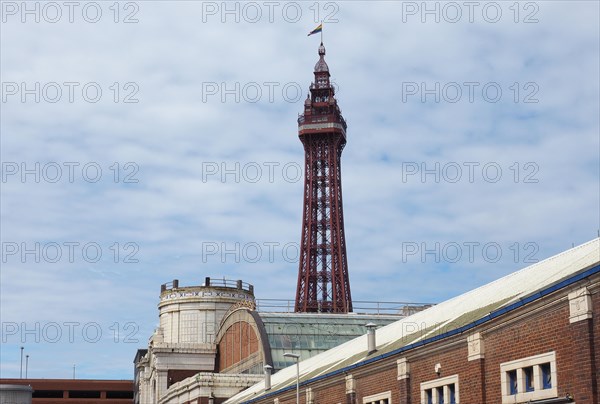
top-left (366, 323), bottom-right (377, 354)
top-left (264, 365), bottom-right (273, 391)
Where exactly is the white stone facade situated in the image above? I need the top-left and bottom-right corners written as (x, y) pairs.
top-left (159, 373), bottom-right (263, 404)
top-left (135, 278), bottom-right (255, 404)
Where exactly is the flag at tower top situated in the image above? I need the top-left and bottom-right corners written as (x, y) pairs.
top-left (307, 23), bottom-right (322, 36)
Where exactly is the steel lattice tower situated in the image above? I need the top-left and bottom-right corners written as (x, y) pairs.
top-left (294, 42), bottom-right (352, 313)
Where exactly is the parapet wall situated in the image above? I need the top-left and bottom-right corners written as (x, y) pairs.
top-left (157, 278), bottom-right (255, 345)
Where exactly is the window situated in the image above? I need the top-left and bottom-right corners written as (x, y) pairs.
top-left (507, 370), bottom-right (518, 395)
top-left (32, 390), bottom-right (63, 398)
top-left (421, 375), bottom-right (459, 404)
top-left (68, 391), bottom-right (101, 398)
top-left (541, 363), bottom-right (552, 389)
top-left (524, 366), bottom-right (534, 392)
top-left (106, 391), bottom-right (134, 399)
top-left (363, 391), bottom-right (391, 404)
top-left (500, 351), bottom-right (558, 404)
top-left (436, 387), bottom-right (444, 404)
top-left (448, 383), bottom-right (456, 404)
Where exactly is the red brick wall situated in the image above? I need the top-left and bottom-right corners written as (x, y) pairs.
top-left (594, 287), bottom-right (600, 402)
top-left (250, 281), bottom-right (599, 404)
top-left (355, 366), bottom-right (398, 403)
top-left (410, 342), bottom-right (471, 403)
top-left (217, 320), bottom-right (259, 371)
top-left (484, 304), bottom-right (570, 402)
top-left (312, 378), bottom-right (346, 404)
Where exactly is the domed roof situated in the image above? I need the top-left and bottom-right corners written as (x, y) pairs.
top-left (314, 42), bottom-right (329, 72)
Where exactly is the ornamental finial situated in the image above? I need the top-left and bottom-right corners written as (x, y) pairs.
top-left (315, 42), bottom-right (329, 72)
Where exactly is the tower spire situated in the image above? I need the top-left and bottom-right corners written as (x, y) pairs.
top-left (294, 43), bottom-right (352, 313)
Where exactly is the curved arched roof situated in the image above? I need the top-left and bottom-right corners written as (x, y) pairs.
top-left (216, 309), bottom-right (402, 373)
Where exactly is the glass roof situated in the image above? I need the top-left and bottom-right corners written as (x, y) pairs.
top-left (258, 313), bottom-right (400, 370)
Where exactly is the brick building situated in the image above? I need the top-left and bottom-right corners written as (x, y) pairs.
top-left (225, 238), bottom-right (599, 404)
top-left (0, 379), bottom-right (133, 404)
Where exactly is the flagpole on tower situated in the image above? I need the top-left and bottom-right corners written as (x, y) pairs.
top-left (321, 21), bottom-right (323, 43)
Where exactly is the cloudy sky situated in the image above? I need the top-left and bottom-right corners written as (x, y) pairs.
top-left (1, 0), bottom-right (598, 379)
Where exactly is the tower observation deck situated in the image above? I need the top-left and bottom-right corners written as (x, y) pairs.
top-left (295, 42), bottom-right (352, 313)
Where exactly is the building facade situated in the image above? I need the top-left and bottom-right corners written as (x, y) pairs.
top-left (135, 278), bottom-right (258, 404)
top-left (226, 238), bottom-right (600, 404)
top-left (134, 278), bottom-right (422, 404)
top-left (0, 384), bottom-right (33, 404)
top-left (0, 379), bottom-right (133, 404)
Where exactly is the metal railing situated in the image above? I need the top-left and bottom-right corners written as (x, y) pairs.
top-left (254, 299), bottom-right (434, 315)
top-left (298, 114), bottom-right (347, 128)
top-left (202, 277), bottom-right (254, 293)
top-left (160, 277), bottom-right (254, 294)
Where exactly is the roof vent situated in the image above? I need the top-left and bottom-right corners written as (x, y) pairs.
top-left (264, 365), bottom-right (273, 391)
top-left (366, 323), bottom-right (377, 354)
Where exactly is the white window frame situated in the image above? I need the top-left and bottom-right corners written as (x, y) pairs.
top-left (500, 351), bottom-right (558, 404)
top-left (420, 374), bottom-right (459, 404)
top-left (363, 391), bottom-right (391, 404)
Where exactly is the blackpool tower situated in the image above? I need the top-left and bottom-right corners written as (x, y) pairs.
top-left (294, 42), bottom-right (352, 313)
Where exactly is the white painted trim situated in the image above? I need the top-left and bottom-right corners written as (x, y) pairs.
top-left (500, 351), bottom-right (558, 404)
top-left (362, 391), bottom-right (392, 404)
top-left (420, 374), bottom-right (459, 404)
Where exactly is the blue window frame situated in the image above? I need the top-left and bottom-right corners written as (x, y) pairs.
top-left (437, 387), bottom-right (444, 404)
top-left (541, 363), bottom-right (552, 389)
top-left (508, 370), bottom-right (518, 395)
top-left (524, 367), bottom-right (534, 392)
top-left (449, 383), bottom-right (456, 404)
